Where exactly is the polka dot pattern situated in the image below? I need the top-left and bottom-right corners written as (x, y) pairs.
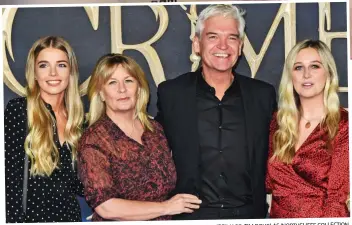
top-left (5, 97), bottom-right (83, 222)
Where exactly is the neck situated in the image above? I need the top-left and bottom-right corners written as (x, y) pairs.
top-left (106, 109), bottom-right (136, 128)
top-left (202, 68), bottom-right (234, 90)
top-left (40, 92), bottom-right (66, 113)
top-left (299, 97), bottom-right (325, 119)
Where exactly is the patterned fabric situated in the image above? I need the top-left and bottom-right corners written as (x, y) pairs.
top-left (78, 114), bottom-right (177, 221)
top-left (5, 97), bottom-right (83, 222)
top-left (266, 108), bottom-right (349, 218)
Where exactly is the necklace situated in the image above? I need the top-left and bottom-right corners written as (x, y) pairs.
top-left (300, 115), bottom-right (324, 129)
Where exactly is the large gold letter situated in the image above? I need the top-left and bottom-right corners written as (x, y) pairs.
top-left (318, 2), bottom-right (347, 93)
top-left (110, 6), bottom-right (168, 87)
top-left (242, 3), bottom-right (296, 78)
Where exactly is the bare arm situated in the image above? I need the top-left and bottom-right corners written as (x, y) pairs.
top-left (95, 194), bottom-right (201, 221)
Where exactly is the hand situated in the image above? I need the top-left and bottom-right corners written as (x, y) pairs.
top-left (346, 193), bottom-right (350, 212)
top-left (162, 194), bottom-right (202, 215)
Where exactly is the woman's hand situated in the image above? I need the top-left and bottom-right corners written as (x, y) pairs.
top-left (162, 194), bottom-right (202, 215)
top-left (346, 193), bottom-right (350, 212)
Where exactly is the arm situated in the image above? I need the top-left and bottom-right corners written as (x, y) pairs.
top-left (269, 85), bottom-right (278, 115)
top-left (78, 140), bottom-right (201, 221)
top-left (265, 116), bottom-right (276, 195)
top-left (154, 81), bottom-right (166, 126)
top-left (5, 99), bottom-right (27, 222)
top-left (324, 120), bottom-right (349, 217)
top-left (94, 194), bottom-right (201, 221)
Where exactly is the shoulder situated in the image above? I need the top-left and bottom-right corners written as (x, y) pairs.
top-left (337, 108), bottom-right (348, 136)
top-left (149, 119), bottom-right (164, 132)
top-left (158, 71), bottom-right (196, 91)
top-left (331, 108), bottom-right (349, 145)
top-left (5, 97), bottom-right (26, 112)
top-left (339, 107), bottom-right (348, 123)
top-left (237, 74), bottom-right (275, 92)
top-left (4, 97), bottom-right (27, 123)
top-left (79, 117), bottom-right (110, 146)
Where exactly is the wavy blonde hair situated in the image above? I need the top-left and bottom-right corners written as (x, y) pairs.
top-left (273, 39), bottom-right (340, 163)
top-left (24, 36), bottom-right (84, 176)
top-left (87, 53), bottom-right (153, 132)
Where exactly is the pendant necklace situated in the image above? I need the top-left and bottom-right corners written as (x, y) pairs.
top-left (300, 115), bottom-right (324, 129)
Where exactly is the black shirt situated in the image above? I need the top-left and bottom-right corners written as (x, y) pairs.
top-left (5, 97), bottom-right (83, 222)
top-left (196, 73), bottom-right (252, 208)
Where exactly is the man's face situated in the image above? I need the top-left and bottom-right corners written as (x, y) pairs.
top-left (193, 15), bottom-right (243, 74)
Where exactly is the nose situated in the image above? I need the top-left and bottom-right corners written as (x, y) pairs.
top-left (303, 67), bottom-right (311, 79)
top-left (50, 66), bottom-right (57, 76)
top-left (118, 82), bottom-right (126, 93)
top-left (217, 37), bottom-right (228, 50)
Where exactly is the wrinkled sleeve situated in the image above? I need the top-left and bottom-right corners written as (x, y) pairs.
top-left (265, 114), bottom-right (277, 194)
top-left (77, 133), bottom-right (115, 209)
top-left (154, 81), bottom-right (167, 126)
top-left (324, 119), bottom-right (349, 217)
top-left (5, 99), bottom-right (26, 222)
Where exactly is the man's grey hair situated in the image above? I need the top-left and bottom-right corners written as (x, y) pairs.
top-left (195, 4), bottom-right (246, 39)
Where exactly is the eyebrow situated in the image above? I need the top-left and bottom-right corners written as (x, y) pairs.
top-left (205, 32), bottom-right (240, 38)
top-left (108, 75), bottom-right (133, 80)
top-left (293, 60), bottom-right (323, 65)
top-left (37, 60), bottom-right (69, 64)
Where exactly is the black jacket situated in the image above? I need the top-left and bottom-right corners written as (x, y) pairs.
top-left (155, 70), bottom-right (277, 218)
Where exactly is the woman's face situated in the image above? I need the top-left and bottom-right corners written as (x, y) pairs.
top-left (35, 48), bottom-right (70, 100)
top-left (291, 47), bottom-right (328, 101)
top-left (100, 65), bottom-right (139, 115)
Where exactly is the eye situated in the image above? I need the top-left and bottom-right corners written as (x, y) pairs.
top-left (58, 63), bottom-right (68, 68)
top-left (293, 65), bottom-right (302, 71)
top-left (208, 35), bottom-right (217, 40)
top-left (38, 63), bottom-right (48, 68)
top-left (229, 35), bottom-right (239, 41)
top-left (311, 64), bottom-right (320, 69)
top-left (125, 79), bottom-right (134, 83)
top-left (108, 80), bottom-right (117, 85)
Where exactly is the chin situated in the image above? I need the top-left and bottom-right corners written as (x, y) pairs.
top-left (42, 89), bottom-right (66, 96)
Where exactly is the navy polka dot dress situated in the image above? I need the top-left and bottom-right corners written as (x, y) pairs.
top-left (5, 97), bottom-right (83, 222)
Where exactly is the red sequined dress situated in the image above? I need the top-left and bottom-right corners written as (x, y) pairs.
top-left (266, 109), bottom-right (349, 218)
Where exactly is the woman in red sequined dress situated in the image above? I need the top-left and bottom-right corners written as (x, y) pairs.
top-left (77, 54), bottom-right (201, 221)
top-left (266, 40), bottom-right (349, 218)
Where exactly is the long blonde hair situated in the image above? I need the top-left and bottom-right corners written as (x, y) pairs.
top-left (273, 39), bottom-right (340, 163)
top-left (87, 53), bottom-right (153, 132)
top-left (24, 36), bottom-right (84, 176)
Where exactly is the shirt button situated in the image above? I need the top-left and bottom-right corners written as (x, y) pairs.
top-left (221, 204), bottom-right (224, 208)
top-left (219, 150), bottom-right (223, 153)
top-left (218, 102), bottom-right (222, 106)
top-left (219, 125), bottom-right (222, 129)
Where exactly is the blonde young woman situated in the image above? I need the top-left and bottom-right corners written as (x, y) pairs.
top-left (77, 54), bottom-right (201, 221)
top-left (266, 39), bottom-right (349, 217)
top-left (5, 36), bottom-right (84, 222)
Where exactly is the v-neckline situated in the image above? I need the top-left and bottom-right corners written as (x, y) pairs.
top-left (295, 122), bottom-right (321, 153)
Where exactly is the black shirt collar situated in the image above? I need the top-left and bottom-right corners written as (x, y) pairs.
top-left (196, 67), bottom-right (240, 96)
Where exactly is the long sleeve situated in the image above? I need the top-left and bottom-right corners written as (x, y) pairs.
top-left (5, 98), bottom-right (27, 223)
top-left (154, 81), bottom-right (166, 126)
top-left (265, 113), bottom-right (277, 194)
top-left (324, 113), bottom-right (349, 217)
top-left (77, 133), bottom-right (116, 210)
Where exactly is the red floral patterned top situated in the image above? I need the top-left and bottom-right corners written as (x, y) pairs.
top-left (266, 108), bottom-right (349, 218)
top-left (77, 115), bottom-right (177, 221)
